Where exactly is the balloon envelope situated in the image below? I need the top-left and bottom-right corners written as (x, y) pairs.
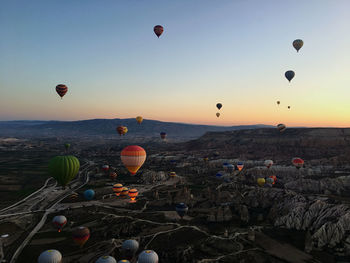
top-left (52, 215), bottom-right (67, 232)
top-left (216, 112), bottom-right (220, 117)
top-left (216, 103), bottom-right (222, 110)
top-left (292, 157), bottom-right (304, 169)
top-left (293, 39), bottom-right (304, 52)
top-left (96, 256), bottom-right (117, 263)
top-left (38, 249), bottom-right (62, 263)
top-left (48, 155), bottom-right (80, 187)
top-left (257, 178), bottom-right (265, 187)
top-left (285, 70), bottom-right (295, 82)
top-left (136, 116), bottom-right (143, 124)
top-left (138, 250), bottom-right (159, 263)
top-left (55, 84), bottom-right (68, 98)
top-left (264, 160), bottom-right (273, 168)
top-left (153, 25), bottom-right (164, 38)
top-left (84, 189), bottom-right (95, 200)
top-left (121, 145), bottom-right (146, 175)
top-left (72, 226), bottom-right (90, 247)
top-left (176, 203), bottom-right (188, 218)
top-left (277, 124), bottom-right (286, 132)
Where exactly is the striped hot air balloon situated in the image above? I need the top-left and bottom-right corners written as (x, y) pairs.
top-left (128, 188), bottom-right (138, 203)
top-left (292, 157), bottom-right (304, 169)
top-left (48, 155), bottom-right (80, 187)
top-left (52, 215), bottom-right (67, 232)
top-left (277, 124), bottom-right (286, 132)
top-left (55, 84), bottom-right (68, 99)
top-left (113, 183), bottom-right (123, 196)
top-left (120, 187), bottom-right (129, 197)
top-left (72, 226), bottom-right (90, 248)
top-left (121, 145), bottom-right (146, 175)
top-left (169, 172), bottom-right (177, 177)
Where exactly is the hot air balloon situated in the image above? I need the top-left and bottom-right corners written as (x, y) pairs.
top-left (269, 175), bottom-right (277, 184)
top-left (64, 143), bottom-right (70, 151)
top-left (72, 226), bottom-right (90, 248)
top-left (96, 256), bottom-right (117, 263)
top-left (153, 25), bottom-right (164, 38)
top-left (257, 178), bottom-right (265, 187)
top-left (120, 187), bottom-right (129, 197)
top-left (237, 162), bottom-right (244, 171)
top-left (176, 203), bottom-right (188, 219)
top-left (203, 157), bottom-right (209, 162)
top-left (285, 70), bottom-right (295, 82)
top-left (113, 183), bottom-right (123, 196)
top-left (52, 215), bottom-right (67, 232)
top-left (277, 123), bottom-right (286, 132)
top-left (160, 132), bottom-right (167, 140)
top-left (288, 106), bottom-right (291, 109)
top-left (264, 160), bottom-right (273, 169)
top-left (138, 250), bottom-right (159, 263)
top-left (122, 239), bottom-right (139, 260)
top-left (216, 112), bottom-right (220, 118)
top-left (55, 84), bottom-right (68, 99)
top-left (118, 260), bottom-right (130, 263)
top-left (266, 177), bottom-right (274, 185)
top-left (292, 157), bottom-right (304, 169)
top-left (216, 172), bottom-right (223, 178)
top-left (70, 193), bottom-right (78, 201)
top-left (48, 155), bottom-right (80, 187)
top-left (117, 126), bottom-right (128, 136)
top-left (169, 172), bottom-right (177, 177)
top-left (110, 172), bottom-right (117, 180)
top-left (136, 116), bottom-right (143, 124)
top-left (226, 164), bottom-right (235, 173)
top-left (128, 188), bottom-right (138, 203)
top-left (277, 101), bottom-right (280, 105)
top-left (293, 39), bottom-right (304, 52)
top-left (38, 249), bottom-right (62, 263)
top-left (121, 145), bottom-right (146, 175)
top-left (102, 165), bottom-right (109, 172)
top-left (216, 103), bottom-right (222, 110)
top-left (84, 189), bottom-right (95, 200)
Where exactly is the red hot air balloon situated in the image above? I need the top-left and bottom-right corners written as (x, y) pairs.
top-left (121, 145), bottom-right (146, 175)
top-left (154, 25), bottom-right (164, 38)
top-left (55, 84), bottom-right (68, 99)
top-left (292, 157), bottom-right (304, 169)
top-left (72, 226), bottom-right (90, 248)
top-left (117, 126), bottom-right (128, 136)
top-left (269, 175), bottom-right (277, 185)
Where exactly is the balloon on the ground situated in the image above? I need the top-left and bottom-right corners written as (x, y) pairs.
top-left (121, 145), bottom-right (146, 175)
top-left (52, 215), bottom-right (67, 232)
top-left (38, 249), bottom-right (62, 263)
top-left (84, 189), bottom-right (95, 200)
top-left (72, 226), bottom-right (90, 247)
top-left (55, 84), bottom-right (68, 99)
top-left (285, 70), bottom-right (295, 82)
top-left (293, 39), bottom-right (304, 52)
top-left (154, 25), bottom-right (164, 38)
top-left (138, 250), bottom-right (159, 263)
top-left (48, 155), bottom-right (80, 187)
top-left (169, 172), bottom-right (177, 177)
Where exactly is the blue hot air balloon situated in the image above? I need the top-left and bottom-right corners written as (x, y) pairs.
top-left (175, 203), bottom-right (189, 219)
top-left (84, 189), bottom-right (95, 201)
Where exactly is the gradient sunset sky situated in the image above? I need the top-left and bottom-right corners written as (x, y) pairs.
top-left (1, 0), bottom-right (349, 127)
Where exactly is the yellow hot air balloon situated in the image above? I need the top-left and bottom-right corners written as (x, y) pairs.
top-left (257, 178), bottom-right (265, 187)
top-left (121, 145), bottom-right (146, 175)
top-left (136, 116), bottom-right (143, 124)
top-left (169, 172), bottom-right (177, 177)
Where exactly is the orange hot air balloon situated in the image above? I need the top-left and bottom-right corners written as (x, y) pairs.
top-left (72, 226), bottom-right (90, 248)
top-left (120, 187), bottom-right (129, 197)
top-left (292, 157), bottom-right (304, 169)
top-left (169, 172), bottom-right (177, 177)
top-left (136, 116), bottom-right (143, 124)
top-left (121, 145), bottom-right (146, 175)
top-left (113, 183), bottom-right (123, 196)
top-left (128, 188), bottom-right (138, 203)
top-left (154, 25), bottom-right (164, 38)
top-left (56, 84), bottom-right (68, 99)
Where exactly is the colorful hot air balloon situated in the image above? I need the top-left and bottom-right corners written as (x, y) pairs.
top-left (264, 160), bottom-right (273, 169)
top-left (160, 132), bottom-right (167, 140)
top-left (48, 155), bottom-right (80, 187)
top-left (113, 183), bottom-right (123, 196)
top-left (266, 177), bottom-right (274, 185)
top-left (122, 239), bottom-right (139, 260)
top-left (38, 249), bottom-right (62, 263)
top-left (120, 187), bottom-right (129, 197)
top-left (128, 188), bottom-right (138, 203)
top-left (55, 84), bottom-right (68, 99)
top-left (257, 178), bottom-right (265, 187)
top-left (121, 145), bottom-right (146, 175)
top-left (277, 101), bottom-right (280, 105)
top-left (84, 189), bottom-right (95, 200)
top-left (269, 175), bottom-right (277, 184)
top-left (102, 165), bottom-right (109, 172)
top-left (136, 116), bottom-right (143, 124)
top-left (52, 215), bottom-right (67, 232)
top-left (118, 260), bottom-right (130, 263)
top-left (176, 203), bottom-right (188, 219)
top-left (292, 157), bottom-right (304, 169)
top-left (237, 162), bottom-right (244, 171)
top-left (138, 250), bottom-right (159, 263)
top-left (72, 226), bottom-right (90, 248)
top-left (96, 256), bottom-right (117, 263)
top-left (277, 124), bottom-right (286, 132)
top-left (216, 112), bottom-right (220, 118)
top-left (169, 172), bottom-right (177, 177)
top-left (153, 25), bottom-right (164, 38)
top-left (117, 126), bottom-right (128, 136)
top-left (293, 39), bottom-right (304, 52)
top-left (285, 70), bottom-right (295, 82)
top-left (216, 103), bottom-right (222, 110)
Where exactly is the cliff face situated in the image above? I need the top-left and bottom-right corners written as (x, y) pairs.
top-left (185, 128), bottom-right (350, 165)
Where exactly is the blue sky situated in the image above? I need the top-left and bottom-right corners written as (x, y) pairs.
top-left (1, 0), bottom-right (349, 126)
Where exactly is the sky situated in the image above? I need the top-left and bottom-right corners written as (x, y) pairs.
top-left (1, 0), bottom-right (350, 127)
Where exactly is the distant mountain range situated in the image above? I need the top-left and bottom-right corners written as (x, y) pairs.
top-left (0, 119), bottom-right (273, 139)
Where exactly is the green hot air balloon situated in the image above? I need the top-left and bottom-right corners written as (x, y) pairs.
top-left (64, 143), bottom-right (71, 151)
top-left (48, 155), bottom-right (80, 187)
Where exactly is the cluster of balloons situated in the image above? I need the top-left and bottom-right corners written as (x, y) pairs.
top-left (216, 103), bottom-right (222, 118)
top-left (113, 183), bottom-right (139, 202)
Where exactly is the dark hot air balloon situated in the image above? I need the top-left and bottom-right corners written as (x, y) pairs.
top-left (216, 103), bottom-right (222, 110)
top-left (55, 84), bottom-right (68, 99)
top-left (176, 203), bottom-right (188, 219)
top-left (285, 71), bottom-right (295, 82)
top-left (293, 39), bottom-right (304, 52)
top-left (153, 25), bottom-right (164, 38)
top-left (72, 226), bottom-right (90, 248)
